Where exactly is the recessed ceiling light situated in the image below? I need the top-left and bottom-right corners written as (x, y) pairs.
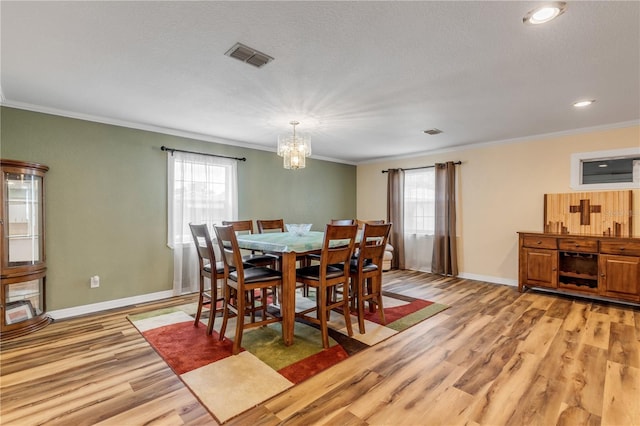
top-left (523, 2), bottom-right (567, 25)
top-left (573, 100), bottom-right (595, 108)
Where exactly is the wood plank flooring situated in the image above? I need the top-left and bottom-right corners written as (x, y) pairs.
top-left (1, 270), bottom-right (639, 425)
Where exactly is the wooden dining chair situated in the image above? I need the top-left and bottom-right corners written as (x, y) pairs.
top-left (189, 223), bottom-right (226, 335)
top-left (295, 224), bottom-right (357, 348)
top-left (214, 225), bottom-right (283, 355)
top-left (350, 222), bottom-right (392, 334)
top-left (256, 219), bottom-right (285, 233)
top-left (221, 220), bottom-right (279, 267)
top-left (330, 219), bottom-right (356, 225)
top-left (356, 219), bottom-right (385, 229)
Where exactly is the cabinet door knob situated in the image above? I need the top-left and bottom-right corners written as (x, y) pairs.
top-left (536, 241), bottom-right (542, 244)
top-left (600, 273), bottom-right (606, 277)
top-left (620, 247), bottom-right (625, 251)
top-left (575, 244), bottom-right (580, 248)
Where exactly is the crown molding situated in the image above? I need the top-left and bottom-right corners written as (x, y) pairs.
top-left (358, 119), bottom-right (640, 165)
top-left (0, 100), bottom-right (354, 166)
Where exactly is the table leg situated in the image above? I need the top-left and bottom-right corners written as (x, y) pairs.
top-left (281, 251), bottom-right (296, 346)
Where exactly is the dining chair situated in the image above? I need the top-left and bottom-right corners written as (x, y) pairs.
top-left (356, 219), bottom-right (385, 229)
top-left (330, 219), bottom-right (356, 225)
top-left (189, 223), bottom-right (226, 335)
top-left (306, 219), bottom-right (354, 264)
top-left (256, 219), bottom-right (285, 233)
top-left (295, 223), bottom-right (357, 349)
top-left (221, 220), bottom-right (279, 267)
top-left (350, 222), bottom-right (392, 334)
top-left (214, 225), bottom-right (284, 355)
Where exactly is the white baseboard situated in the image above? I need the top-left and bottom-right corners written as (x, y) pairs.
top-left (48, 290), bottom-right (175, 320)
top-left (399, 268), bottom-right (518, 287)
top-left (456, 272), bottom-right (518, 287)
top-left (48, 272), bottom-right (517, 320)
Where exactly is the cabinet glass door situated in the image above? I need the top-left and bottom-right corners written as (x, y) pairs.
top-left (4, 172), bottom-right (44, 266)
top-left (4, 277), bottom-right (44, 325)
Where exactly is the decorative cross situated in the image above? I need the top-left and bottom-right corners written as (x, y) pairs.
top-left (569, 199), bottom-right (602, 225)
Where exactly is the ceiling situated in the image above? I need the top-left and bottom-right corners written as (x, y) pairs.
top-left (1, 1), bottom-right (639, 164)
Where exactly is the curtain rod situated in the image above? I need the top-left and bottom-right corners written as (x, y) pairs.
top-left (381, 161), bottom-right (461, 173)
top-left (161, 146), bottom-right (247, 162)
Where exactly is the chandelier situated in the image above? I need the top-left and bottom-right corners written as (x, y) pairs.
top-left (277, 121), bottom-right (311, 170)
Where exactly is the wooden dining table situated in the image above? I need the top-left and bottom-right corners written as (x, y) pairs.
top-left (235, 231), bottom-right (326, 345)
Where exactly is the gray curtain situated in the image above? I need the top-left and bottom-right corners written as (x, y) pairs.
top-left (432, 161), bottom-right (458, 276)
top-left (386, 169), bottom-right (405, 270)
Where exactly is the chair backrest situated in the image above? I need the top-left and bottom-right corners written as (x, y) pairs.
top-left (221, 219), bottom-right (254, 235)
top-left (330, 219), bottom-right (356, 226)
top-left (357, 223), bottom-right (392, 269)
top-left (256, 219), bottom-right (285, 233)
top-left (189, 223), bottom-right (217, 271)
top-left (320, 224), bottom-right (358, 273)
top-left (356, 219), bottom-right (385, 229)
top-left (213, 225), bottom-right (246, 280)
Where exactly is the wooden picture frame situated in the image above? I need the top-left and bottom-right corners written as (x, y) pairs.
top-left (5, 300), bottom-right (35, 325)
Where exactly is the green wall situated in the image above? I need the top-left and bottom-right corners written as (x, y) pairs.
top-left (0, 107), bottom-right (356, 310)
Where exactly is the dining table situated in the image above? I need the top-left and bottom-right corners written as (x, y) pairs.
top-left (235, 230), bottom-right (326, 346)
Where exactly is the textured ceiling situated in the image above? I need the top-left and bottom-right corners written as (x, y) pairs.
top-left (1, 1), bottom-right (639, 164)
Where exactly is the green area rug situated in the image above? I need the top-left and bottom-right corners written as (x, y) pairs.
top-left (128, 290), bottom-right (448, 423)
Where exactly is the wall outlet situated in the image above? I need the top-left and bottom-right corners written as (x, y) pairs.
top-left (90, 275), bottom-right (100, 288)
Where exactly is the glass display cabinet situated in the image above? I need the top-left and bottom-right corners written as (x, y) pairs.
top-left (1, 159), bottom-right (51, 339)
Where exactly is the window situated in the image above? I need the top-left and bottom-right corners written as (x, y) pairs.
top-left (404, 168), bottom-right (435, 235)
top-left (168, 153), bottom-right (237, 245)
top-left (571, 148), bottom-right (640, 190)
top-left (403, 168), bottom-right (435, 272)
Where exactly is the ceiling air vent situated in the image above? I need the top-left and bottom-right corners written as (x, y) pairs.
top-left (225, 43), bottom-right (274, 68)
top-left (423, 128), bottom-right (443, 135)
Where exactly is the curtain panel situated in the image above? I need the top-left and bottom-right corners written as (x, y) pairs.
top-left (167, 151), bottom-right (238, 295)
top-left (386, 168), bottom-right (405, 270)
top-left (431, 161), bottom-right (458, 276)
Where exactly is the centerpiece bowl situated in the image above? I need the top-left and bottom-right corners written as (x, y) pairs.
top-left (286, 223), bottom-right (312, 236)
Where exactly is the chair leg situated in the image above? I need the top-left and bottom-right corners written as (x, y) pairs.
top-left (357, 278), bottom-right (366, 334)
top-left (318, 285), bottom-right (330, 349)
top-left (194, 275), bottom-right (205, 327)
top-left (218, 283), bottom-right (231, 342)
top-left (233, 291), bottom-right (246, 355)
top-left (206, 277), bottom-right (217, 335)
top-left (374, 276), bottom-right (386, 325)
top-left (367, 278), bottom-right (376, 313)
top-left (261, 288), bottom-right (268, 320)
top-left (341, 282), bottom-right (353, 337)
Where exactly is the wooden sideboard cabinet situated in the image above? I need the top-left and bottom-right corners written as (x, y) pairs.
top-left (518, 232), bottom-right (640, 303)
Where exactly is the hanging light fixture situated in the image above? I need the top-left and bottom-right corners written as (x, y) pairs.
top-left (277, 121), bottom-right (311, 170)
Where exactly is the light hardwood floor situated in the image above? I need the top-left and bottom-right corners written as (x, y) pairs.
top-left (1, 270), bottom-right (639, 425)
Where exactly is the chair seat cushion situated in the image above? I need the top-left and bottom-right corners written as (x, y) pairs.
top-left (350, 261), bottom-right (378, 273)
top-left (230, 266), bottom-right (281, 283)
top-left (204, 261), bottom-right (228, 275)
top-left (243, 253), bottom-right (278, 265)
top-left (296, 264), bottom-right (345, 280)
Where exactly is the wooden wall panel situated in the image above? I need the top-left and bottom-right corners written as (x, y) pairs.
top-left (544, 191), bottom-right (632, 237)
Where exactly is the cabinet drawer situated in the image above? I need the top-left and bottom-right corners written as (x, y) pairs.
top-left (600, 241), bottom-right (640, 256)
top-left (559, 239), bottom-right (598, 253)
top-left (522, 236), bottom-right (557, 249)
